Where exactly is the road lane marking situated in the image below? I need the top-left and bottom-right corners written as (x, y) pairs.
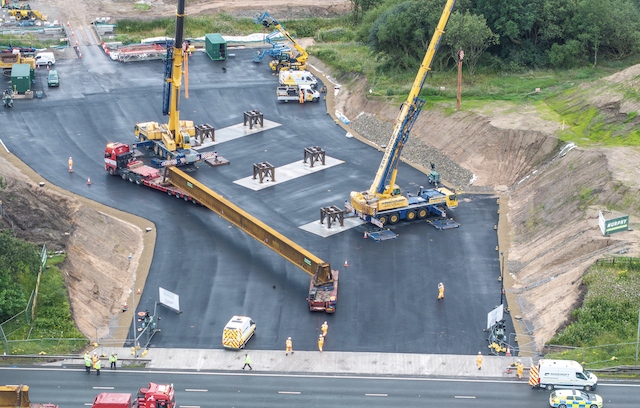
top-left (365, 393), bottom-right (388, 397)
top-left (454, 396), bottom-right (476, 399)
top-left (278, 391), bottom-right (301, 395)
top-left (92, 386), bottom-right (115, 390)
top-left (185, 389), bottom-right (208, 392)
top-left (179, 406), bottom-right (200, 408)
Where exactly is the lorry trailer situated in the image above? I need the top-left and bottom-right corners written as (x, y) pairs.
top-left (92, 383), bottom-right (175, 408)
top-left (0, 385), bottom-right (58, 408)
top-left (104, 142), bottom-right (199, 202)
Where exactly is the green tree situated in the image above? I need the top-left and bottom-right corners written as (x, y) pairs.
top-left (443, 11), bottom-right (499, 76)
top-left (605, 0), bottom-right (640, 60)
top-left (368, 0), bottom-right (445, 69)
top-left (349, 0), bottom-right (383, 24)
top-left (571, 0), bottom-right (612, 67)
top-left (0, 232), bottom-right (38, 321)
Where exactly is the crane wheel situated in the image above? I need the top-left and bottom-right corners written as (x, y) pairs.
top-left (377, 216), bottom-right (388, 226)
top-left (389, 213), bottom-right (400, 224)
top-left (417, 208), bottom-right (428, 219)
top-left (406, 210), bottom-right (416, 221)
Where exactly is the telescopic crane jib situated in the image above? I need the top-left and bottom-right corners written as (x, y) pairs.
top-left (255, 12), bottom-right (308, 72)
top-left (349, 0), bottom-right (458, 227)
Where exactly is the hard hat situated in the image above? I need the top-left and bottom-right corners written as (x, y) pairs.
top-left (324, 321), bottom-right (327, 324)
top-left (478, 351), bottom-right (482, 354)
top-left (288, 337), bottom-right (291, 340)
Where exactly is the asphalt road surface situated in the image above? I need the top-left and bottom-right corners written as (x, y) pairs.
top-left (3, 367), bottom-right (639, 408)
top-left (0, 46), bottom-right (510, 353)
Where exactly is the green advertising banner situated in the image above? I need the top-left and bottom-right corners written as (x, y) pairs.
top-left (605, 215), bottom-right (629, 235)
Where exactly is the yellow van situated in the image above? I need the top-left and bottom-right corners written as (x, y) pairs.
top-left (222, 316), bottom-right (256, 349)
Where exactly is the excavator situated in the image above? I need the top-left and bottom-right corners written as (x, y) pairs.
top-left (349, 0), bottom-right (459, 227)
top-left (133, 0), bottom-right (212, 166)
top-left (254, 12), bottom-right (308, 72)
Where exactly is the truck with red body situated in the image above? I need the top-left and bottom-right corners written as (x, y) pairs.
top-left (0, 385), bottom-right (58, 408)
top-left (307, 270), bottom-right (338, 313)
top-left (92, 383), bottom-right (175, 408)
top-left (104, 142), bottom-right (199, 202)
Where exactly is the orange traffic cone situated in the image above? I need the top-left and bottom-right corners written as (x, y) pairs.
top-left (122, 301), bottom-right (128, 312)
top-left (87, 177), bottom-right (91, 185)
top-left (363, 231), bottom-right (368, 239)
top-left (137, 288), bottom-right (141, 295)
top-left (506, 345), bottom-right (511, 357)
top-left (344, 259), bottom-right (349, 268)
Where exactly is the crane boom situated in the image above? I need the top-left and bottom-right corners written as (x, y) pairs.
top-left (255, 12), bottom-right (308, 71)
top-left (166, 0), bottom-right (186, 143)
top-left (368, 0), bottom-right (455, 196)
top-left (349, 0), bottom-right (457, 222)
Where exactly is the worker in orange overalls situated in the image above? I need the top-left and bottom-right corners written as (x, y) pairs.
top-left (299, 90), bottom-right (304, 104)
top-left (285, 337), bottom-right (293, 355)
top-left (437, 282), bottom-right (445, 300)
top-left (476, 352), bottom-right (483, 370)
top-left (321, 321), bottom-right (328, 337)
top-left (68, 157), bottom-right (73, 173)
top-left (317, 334), bottom-right (324, 352)
top-left (516, 360), bottom-right (524, 379)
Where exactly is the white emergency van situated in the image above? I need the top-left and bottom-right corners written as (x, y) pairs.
top-left (222, 315), bottom-right (256, 350)
top-left (278, 70), bottom-right (318, 89)
top-left (533, 359), bottom-right (597, 391)
top-left (35, 52), bottom-right (56, 66)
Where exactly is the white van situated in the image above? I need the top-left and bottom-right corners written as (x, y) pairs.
top-left (278, 70), bottom-right (318, 89)
top-left (222, 315), bottom-right (256, 349)
top-left (35, 52), bottom-right (56, 66)
top-left (531, 359), bottom-right (598, 391)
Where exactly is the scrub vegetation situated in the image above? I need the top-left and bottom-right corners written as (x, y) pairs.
top-left (547, 258), bottom-right (640, 367)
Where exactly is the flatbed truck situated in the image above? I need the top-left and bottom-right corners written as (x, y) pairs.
top-left (277, 85), bottom-right (320, 103)
top-left (104, 142), bottom-right (199, 202)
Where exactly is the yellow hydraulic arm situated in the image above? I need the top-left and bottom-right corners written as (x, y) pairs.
top-left (167, 167), bottom-right (333, 285)
top-left (350, 0), bottom-right (456, 216)
top-left (257, 12), bottom-right (308, 69)
top-left (164, 0), bottom-right (188, 151)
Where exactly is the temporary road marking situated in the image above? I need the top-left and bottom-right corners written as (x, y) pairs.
top-left (278, 391), bottom-right (301, 395)
top-left (454, 396), bottom-right (476, 399)
top-left (365, 393), bottom-right (388, 397)
top-left (92, 386), bottom-right (114, 390)
top-left (185, 389), bottom-right (208, 392)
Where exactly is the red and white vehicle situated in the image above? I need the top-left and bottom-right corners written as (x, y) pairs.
top-left (104, 142), bottom-right (198, 202)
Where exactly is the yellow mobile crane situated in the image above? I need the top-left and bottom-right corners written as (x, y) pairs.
top-left (349, 0), bottom-right (458, 227)
top-left (134, 0), bottom-right (207, 165)
top-left (255, 12), bottom-right (308, 72)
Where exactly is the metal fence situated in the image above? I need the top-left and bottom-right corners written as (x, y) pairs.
top-left (543, 342), bottom-right (639, 368)
top-left (595, 256), bottom-right (640, 270)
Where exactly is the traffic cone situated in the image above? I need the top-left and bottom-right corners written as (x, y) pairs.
top-left (506, 345), bottom-right (511, 357)
top-left (87, 177), bottom-right (91, 185)
top-left (344, 259), bottom-right (349, 268)
top-left (137, 288), bottom-right (141, 295)
top-left (122, 301), bottom-right (128, 312)
top-left (363, 231), bottom-right (368, 239)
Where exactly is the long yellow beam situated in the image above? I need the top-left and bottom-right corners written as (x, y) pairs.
top-left (167, 167), bottom-right (333, 284)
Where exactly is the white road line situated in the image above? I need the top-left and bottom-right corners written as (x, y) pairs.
top-left (365, 393), bottom-right (388, 397)
top-left (454, 396), bottom-right (476, 399)
top-left (179, 405), bottom-right (201, 408)
top-left (92, 386), bottom-right (115, 390)
top-left (84, 403), bottom-right (92, 406)
top-left (184, 389), bottom-right (208, 392)
top-left (278, 391), bottom-right (301, 395)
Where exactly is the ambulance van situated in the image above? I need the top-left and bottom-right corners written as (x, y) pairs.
top-left (222, 315), bottom-right (256, 349)
top-left (531, 359), bottom-right (598, 391)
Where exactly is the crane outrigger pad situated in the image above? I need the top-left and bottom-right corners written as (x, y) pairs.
top-left (428, 218), bottom-right (460, 230)
top-left (367, 229), bottom-right (398, 242)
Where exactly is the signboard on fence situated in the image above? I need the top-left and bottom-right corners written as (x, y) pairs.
top-left (159, 287), bottom-right (181, 313)
top-left (599, 211), bottom-right (629, 236)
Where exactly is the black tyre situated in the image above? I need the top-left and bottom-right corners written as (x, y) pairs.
top-left (377, 215), bottom-right (388, 225)
top-left (558, 404), bottom-right (566, 408)
top-left (135, 177), bottom-right (142, 185)
top-left (589, 405), bottom-right (598, 408)
top-left (406, 210), bottom-right (417, 221)
top-left (128, 174), bottom-right (134, 183)
top-left (121, 173), bottom-right (127, 180)
top-left (585, 385), bottom-right (593, 391)
top-left (184, 195), bottom-right (189, 201)
top-left (108, 167), bottom-right (115, 176)
top-left (417, 208), bottom-right (428, 219)
top-left (546, 384), bottom-right (554, 391)
top-left (388, 212), bottom-right (400, 224)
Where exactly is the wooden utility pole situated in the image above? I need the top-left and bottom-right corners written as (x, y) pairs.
top-left (457, 50), bottom-right (464, 111)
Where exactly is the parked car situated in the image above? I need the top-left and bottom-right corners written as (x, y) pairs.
top-left (549, 389), bottom-right (603, 408)
top-left (47, 70), bottom-right (59, 87)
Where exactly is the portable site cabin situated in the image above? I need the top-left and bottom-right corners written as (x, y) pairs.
top-left (205, 33), bottom-right (227, 61)
top-left (11, 63), bottom-right (33, 93)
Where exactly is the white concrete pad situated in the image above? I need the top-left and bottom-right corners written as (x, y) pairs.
top-left (233, 156), bottom-right (345, 191)
top-left (299, 216), bottom-right (364, 237)
top-left (192, 119), bottom-right (282, 150)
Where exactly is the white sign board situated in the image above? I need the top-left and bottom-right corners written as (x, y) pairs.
top-left (159, 287), bottom-right (181, 313)
top-left (486, 304), bottom-right (504, 330)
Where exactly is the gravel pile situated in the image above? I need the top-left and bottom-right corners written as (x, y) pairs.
top-left (350, 113), bottom-right (483, 192)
